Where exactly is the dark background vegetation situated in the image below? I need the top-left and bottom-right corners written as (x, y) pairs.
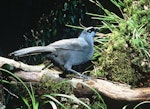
top-left (0, 0), bottom-right (121, 56)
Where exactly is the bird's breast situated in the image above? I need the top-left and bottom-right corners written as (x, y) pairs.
top-left (68, 47), bottom-right (94, 66)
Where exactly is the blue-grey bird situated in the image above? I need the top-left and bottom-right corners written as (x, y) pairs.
top-left (9, 27), bottom-right (99, 79)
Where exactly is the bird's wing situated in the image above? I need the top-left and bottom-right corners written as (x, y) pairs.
top-left (47, 38), bottom-right (89, 51)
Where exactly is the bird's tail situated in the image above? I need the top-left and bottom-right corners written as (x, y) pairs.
top-left (9, 46), bottom-right (55, 57)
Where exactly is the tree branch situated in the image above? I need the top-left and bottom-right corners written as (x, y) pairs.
top-left (1, 56), bottom-right (150, 101)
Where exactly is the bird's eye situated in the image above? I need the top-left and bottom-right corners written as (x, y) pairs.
top-left (87, 29), bottom-right (92, 33)
top-left (87, 28), bottom-right (95, 33)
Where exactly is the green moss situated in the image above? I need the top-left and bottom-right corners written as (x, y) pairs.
top-left (99, 50), bottom-right (139, 85)
top-left (41, 75), bottom-right (73, 95)
top-left (91, 0), bottom-right (150, 87)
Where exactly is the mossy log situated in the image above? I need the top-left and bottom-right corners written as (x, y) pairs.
top-left (1, 56), bottom-right (150, 101)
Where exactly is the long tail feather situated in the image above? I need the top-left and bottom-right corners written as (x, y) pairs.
top-left (9, 46), bottom-right (55, 56)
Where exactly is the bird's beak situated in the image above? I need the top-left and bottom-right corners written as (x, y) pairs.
top-left (93, 27), bottom-right (100, 32)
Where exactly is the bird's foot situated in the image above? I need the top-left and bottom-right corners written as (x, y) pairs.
top-left (79, 74), bottom-right (90, 81)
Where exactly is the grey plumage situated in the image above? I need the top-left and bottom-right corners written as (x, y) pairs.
top-left (10, 27), bottom-right (99, 79)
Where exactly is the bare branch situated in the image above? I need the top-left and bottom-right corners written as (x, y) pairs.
top-left (1, 56), bottom-right (150, 101)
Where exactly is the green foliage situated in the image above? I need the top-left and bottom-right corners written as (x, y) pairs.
top-left (20, 0), bottom-right (101, 64)
top-left (100, 50), bottom-right (139, 85)
top-left (41, 79), bottom-right (107, 109)
top-left (44, 94), bottom-right (91, 109)
top-left (41, 79), bottom-right (73, 95)
top-left (79, 81), bottom-right (107, 109)
top-left (0, 68), bottom-right (39, 109)
top-left (90, 100), bottom-right (106, 109)
top-left (1, 68), bottom-right (106, 109)
top-left (88, 0), bottom-right (150, 57)
top-left (88, 0), bottom-right (150, 85)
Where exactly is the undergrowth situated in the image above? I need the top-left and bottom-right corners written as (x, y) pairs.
top-left (89, 0), bottom-right (150, 86)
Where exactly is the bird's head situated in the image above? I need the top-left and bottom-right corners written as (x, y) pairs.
top-left (86, 27), bottom-right (99, 33)
top-left (79, 26), bottom-right (99, 39)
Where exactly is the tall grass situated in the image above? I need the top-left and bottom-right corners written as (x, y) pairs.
top-left (1, 68), bottom-right (106, 109)
top-left (0, 68), bottom-right (39, 109)
top-left (88, 0), bottom-right (150, 58)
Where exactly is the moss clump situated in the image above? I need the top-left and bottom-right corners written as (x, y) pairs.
top-left (99, 50), bottom-right (139, 85)
top-left (41, 75), bottom-right (73, 95)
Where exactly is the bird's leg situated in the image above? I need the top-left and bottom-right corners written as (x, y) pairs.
top-left (67, 68), bottom-right (89, 80)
